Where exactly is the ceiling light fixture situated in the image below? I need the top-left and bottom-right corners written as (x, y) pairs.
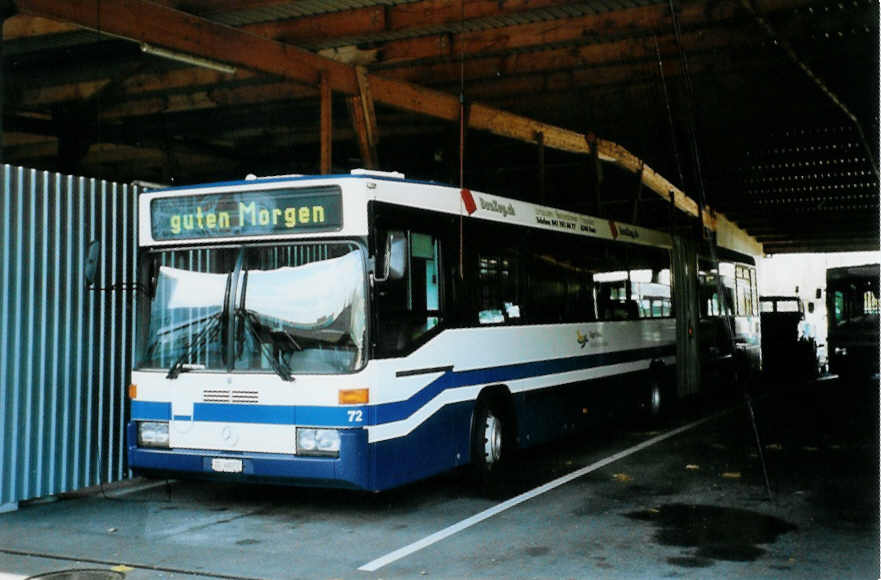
top-left (140, 43), bottom-right (237, 75)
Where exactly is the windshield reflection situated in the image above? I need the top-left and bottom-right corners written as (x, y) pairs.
top-left (238, 249), bottom-right (366, 374)
top-left (145, 267), bottom-right (228, 369)
top-left (139, 243), bottom-right (367, 375)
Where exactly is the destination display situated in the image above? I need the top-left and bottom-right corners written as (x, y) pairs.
top-left (150, 186), bottom-right (342, 240)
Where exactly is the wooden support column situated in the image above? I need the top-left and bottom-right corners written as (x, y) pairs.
top-left (0, 18), bottom-right (4, 164)
top-left (349, 66), bottom-right (378, 169)
top-left (587, 133), bottom-right (603, 216)
top-left (0, 1), bottom-right (13, 163)
top-left (631, 161), bottom-right (645, 224)
top-left (535, 131), bottom-right (545, 204)
top-left (355, 67), bottom-right (378, 149)
top-left (319, 73), bottom-right (331, 174)
top-left (349, 96), bottom-right (376, 169)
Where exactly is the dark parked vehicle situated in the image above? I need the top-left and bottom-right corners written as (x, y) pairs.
top-left (760, 296), bottom-right (818, 381)
top-left (826, 264), bottom-right (880, 380)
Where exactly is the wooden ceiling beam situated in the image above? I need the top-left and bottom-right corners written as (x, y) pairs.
top-left (159, 0), bottom-right (293, 15)
top-left (757, 230), bottom-right (880, 241)
top-left (2, 14), bottom-right (77, 38)
top-left (244, 0), bottom-right (587, 47)
top-left (354, 0), bottom-right (815, 66)
top-left (14, 0), bottom-right (359, 93)
top-left (379, 28), bottom-right (760, 86)
top-left (762, 238), bottom-right (880, 253)
top-left (4, 0), bottom-right (815, 45)
top-left (97, 81), bottom-right (318, 119)
top-left (15, 67), bottom-right (259, 109)
top-left (433, 54), bottom-right (780, 103)
top-left (13, 0), bottom-right (760, 247)
top-left (10, 27), bottom-right (762, 112)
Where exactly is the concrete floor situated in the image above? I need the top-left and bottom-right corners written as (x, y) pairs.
top-left (0, 375), bottom-right (877, 579)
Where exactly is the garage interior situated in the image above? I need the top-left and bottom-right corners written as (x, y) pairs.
top-left (0, 1), bottom-right (878, 578)
top-left (2, 0), bottom-right (878, 254)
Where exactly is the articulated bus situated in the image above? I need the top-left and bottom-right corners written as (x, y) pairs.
top-left (826, 263), bottom-right (880, 379)
top-left (128, 170), bottom-right (743, 491)
top-left (697, 248), bottom-right (762, 385)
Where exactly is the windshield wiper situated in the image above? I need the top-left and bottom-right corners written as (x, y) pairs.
top-left (166, 311), bottom-right (223, 379)
top-left (145, 311), bottom-right (224, 361)
top-left (236, 308), bottom-right (295, 382)
top-left (154, 311), bottom-right (223, 338)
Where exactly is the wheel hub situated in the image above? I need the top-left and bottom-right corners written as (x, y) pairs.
top-left (650, 384), bottom-right (662, 415)
top-left (484, 412), bottom-right (502, 464)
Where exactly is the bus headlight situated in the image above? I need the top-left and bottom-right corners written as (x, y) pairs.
top-left (137, 421), bottom-right (169, 448)
top-left (834, 347), bottom-right (848, 357)
top-left (296, 428), bottom-right (341, 457)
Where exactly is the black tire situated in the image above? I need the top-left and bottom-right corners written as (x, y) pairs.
top-left (638, 370), bottom-right (671, 425)
top-left (647, 377), bottom-right (664, 418)
top-left (470, 397), bottom-right (510, 492)
top-left (471, 399), bottom-right (508, 476)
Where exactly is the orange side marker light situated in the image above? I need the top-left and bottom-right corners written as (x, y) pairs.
top-left (339, 388), bottom-right (369, 404)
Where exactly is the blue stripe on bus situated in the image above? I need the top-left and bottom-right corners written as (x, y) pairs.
top-left (192, 403), bottom-right (367, 427)
top-left (194, 403), bottom-right (295, 425)
top-left (131, 400), bottom-right (172, 421)
top-left (373, 344), bottom-right (674, 424)
top-left (132, 401), bottom-right (368, 426)
top-left (131, 344), bottom-right (672, 428)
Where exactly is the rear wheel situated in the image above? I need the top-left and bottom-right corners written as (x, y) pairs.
top-left (648, 379), bottom-right (663, 417)
top-left (638, 370), bottom-right (672, 425)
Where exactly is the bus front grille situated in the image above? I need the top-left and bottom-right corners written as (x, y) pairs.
top-left (202, 390), bottom-right (260, 404)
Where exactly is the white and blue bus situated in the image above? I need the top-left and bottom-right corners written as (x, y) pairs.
top-left (128, 170), bottom-right (700, 491)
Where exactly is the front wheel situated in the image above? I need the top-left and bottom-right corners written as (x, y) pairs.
top-left (471, 400), bottom-right (504, 474)
top-left (470, 397), bottom-right (516, 496)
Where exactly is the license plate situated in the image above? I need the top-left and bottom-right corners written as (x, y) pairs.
top-left (211, 458), bottom-right (243, 473)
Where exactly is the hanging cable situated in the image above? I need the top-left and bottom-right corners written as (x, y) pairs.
top-left (667, 0), bottom-right (774, 502)
top-left (654, 34), bottom-right (686, 190)
top-left (666, 0), bottom-right (708, 213)
top-left (458, 0), bottom-right (466, 279)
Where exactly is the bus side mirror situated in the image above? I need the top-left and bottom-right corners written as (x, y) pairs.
top-left (816, 288), bottom-right (822, 299)
top-left (84, 240), bottom-right (101, 286)
top-left (375, 230), bottom-right (407, 282)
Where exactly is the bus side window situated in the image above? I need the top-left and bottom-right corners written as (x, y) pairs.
top-left (477, 254), bottom-right (520, 324)
top-left (409, 232), bottom-right (442, 338)
top-left (375, 230), bottom-right (443, 354)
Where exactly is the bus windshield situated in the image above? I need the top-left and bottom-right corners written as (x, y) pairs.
top-left (139, 242), bottom-right (367, 375)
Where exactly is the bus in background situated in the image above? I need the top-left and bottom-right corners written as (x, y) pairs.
top-left (697, 247), bottom-right (762, 386)
top-left (127, 169), bottom-right (741, 491)
top-left (826, 263), bottom-right (880, 380)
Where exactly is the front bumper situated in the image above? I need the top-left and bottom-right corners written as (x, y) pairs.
top-left (126, 422), bottom-right (371, 490)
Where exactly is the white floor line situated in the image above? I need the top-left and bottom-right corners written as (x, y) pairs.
top-left (358, 412), bottom-right (720, 573)
top-left (0, 573), bottom-right (28, 579)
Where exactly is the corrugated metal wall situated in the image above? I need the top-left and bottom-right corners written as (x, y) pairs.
top-left (0, 165), bottom-right (138, 508)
